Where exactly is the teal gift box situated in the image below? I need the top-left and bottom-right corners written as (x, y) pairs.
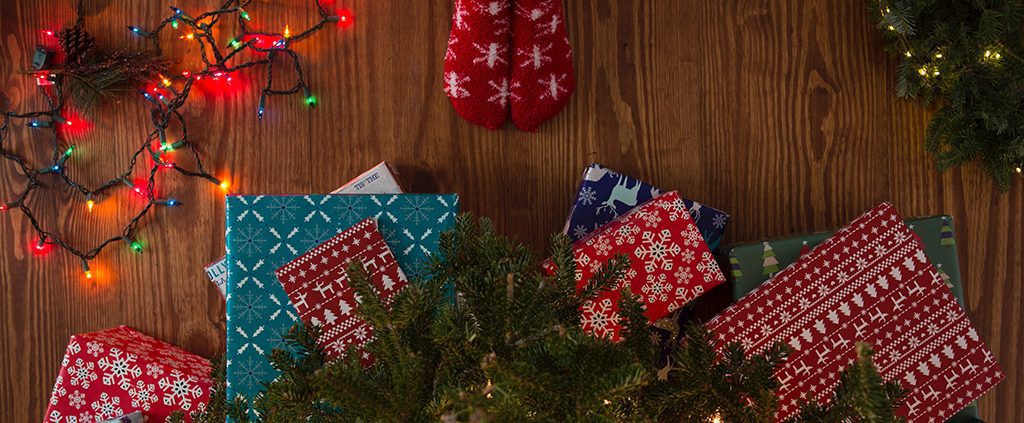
top-left (726, 215), bottom-right (981, 422)
top-left (225, 194), bottom-right (458, 417)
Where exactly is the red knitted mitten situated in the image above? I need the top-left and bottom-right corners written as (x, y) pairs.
top-left (444, 0), bottom-right (514, 129)
top-left (510, 0), bottom-right (575, 131)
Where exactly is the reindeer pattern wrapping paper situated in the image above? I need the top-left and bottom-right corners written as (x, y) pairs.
top-left (706, 203), bottom-right (1003, 422)
top-left (275, 218), bottom-right (408, 363)
top-left (563, 163), bottom-right (730, 250)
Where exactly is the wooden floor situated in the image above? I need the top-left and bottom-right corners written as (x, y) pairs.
top-left (1, 0), bottom-right (1021, 421)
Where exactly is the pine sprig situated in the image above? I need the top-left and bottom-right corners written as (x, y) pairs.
top-left (872, 0), bottom-right (1024, 190)
top-left (183, 214), bottom-right (902, 422)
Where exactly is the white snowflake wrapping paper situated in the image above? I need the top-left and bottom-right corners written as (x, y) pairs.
top-left (44, 326), bottom-right (212, 423)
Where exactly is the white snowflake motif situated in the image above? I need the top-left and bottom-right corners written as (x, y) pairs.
top-left (235, 224), bottom-right (267, 257)
top-left (86, 341), bottom-right (103, 357)
top-left (593, 235), bottom-right (613, 257)
top-left (639, 209), bottom-right (662, 228)
top-left (69, 390), bottom-right (86, 409)
top-left (681, 248), bottom-right (695, 263)
top-left (487, 78), bottom-right (520, 107)
top-left (445, 34), bottom-right (459, 61)
top-left (50, 379), bottom-right (65, 405)
top-left (233, 357), bottom-right (268, 391)
top-left (353, 325), bottom-right (370, 341)
top-left (67, 358), bottom-right (98, 389)
top-left (538, 73), bottom-right (569, 101)
top-left (128, 380), bottom-right (158, 409)
top-left (673, 266), bottom-right (693, 285)
top-left (452, 1), bottom-right (470, 30)
top-left (90, 392), bottom-right (123, 419)
top-left (517, 43), bottom-right (553, 70)
top-left (695, 252), bottom-right (721, 281)
top-left (571, 225), bottom-right (590, 240)
top-left (401, 196), bottom-right (436, 225)
top-left (443, 71), bottom-right (471, 99)
top-left (472, 42), bottom-right (508, 69)
top-left (581, 298), bottom-right (620, 339)
top-left (478, 0), bottom-right (511, 32)
top-left (614, 223), bottom-right (641, 246)
top-left (334, 196), bottom-right (368, 225)
top-left (539, 8), bottom-right (563, 36)
top-left (577, 186), bottom-right (597, 206)
top-left (145, 362), bottom-right (163, 379)
top-left (679, 226), bottom-right (702, 248)
top-left (77, 411), bottom-right (99, 423)
top-left (98, 348), bottom-right (142, 389)
top-left (634, 229), bottom-right (681, 272)
top-left (301, 225), bottom-right (334, 250)
top-left (642, 273), bottom-right (671, 303)
top-left (234, 292), bottom-right (269, 325)
top-left (159, 369), bottom-right (204, 410)
top-left (267, 196), bottom-right (300, 221)
top-left (587, 258), bottom-right (603, 275)
top-left (711, 213), bottom-right (728, 229)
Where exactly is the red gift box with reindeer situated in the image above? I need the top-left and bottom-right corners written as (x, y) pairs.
top-left (705, 203), bottom-right (1003, 422)
top-left (45, 326), bottom-right (212, 422)
top-left (275, 217), bottom-right (409, 363)
top-left (548, 191), bottom-right (726, 341)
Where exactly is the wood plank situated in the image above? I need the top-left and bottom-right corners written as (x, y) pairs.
top-left (0, 0), bottom-right (1019, 420)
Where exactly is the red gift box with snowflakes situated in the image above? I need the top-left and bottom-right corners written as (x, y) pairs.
top-left (706, 203), bottom-right (1004, 422)
top-left (548, 191), bottom-right (726, 341)
top-left (45, 326), bottom-right (212, 423)
top-left (275, 217), bottom-right (408, 363)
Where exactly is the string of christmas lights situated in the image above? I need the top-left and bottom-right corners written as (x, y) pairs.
top-left (0, 0), bottom-right (353, 281)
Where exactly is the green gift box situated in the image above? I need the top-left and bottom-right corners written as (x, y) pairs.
top-left (726, 215), bottom-right (981, 422)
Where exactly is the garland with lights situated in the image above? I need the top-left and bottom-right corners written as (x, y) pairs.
top-left (0, 0), bottom-right (353, 280)
top-left (872, 0), bottom-right (1024, 191)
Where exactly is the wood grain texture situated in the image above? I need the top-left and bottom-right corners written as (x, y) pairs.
top-left (1, 0), bottom-right (1021, 421)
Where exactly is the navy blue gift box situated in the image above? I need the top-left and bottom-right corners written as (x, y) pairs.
top-left (562, 163), bottom-right (730, 250)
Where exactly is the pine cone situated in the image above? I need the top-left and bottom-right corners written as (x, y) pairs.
top-left (58, 26), bottom-right (96, 66)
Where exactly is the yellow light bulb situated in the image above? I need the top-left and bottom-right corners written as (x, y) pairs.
top-left (918, 67), bottom-right (928, 76)
top-left (934, 53), bottom-right (942, 59)
top-left (87, 200), bottom-right (95, 212)
top-left (283, 25), bottom-right (291, 38)
top-left (887, 25), bottom-right (895, 31)
top-left (984, 50), bottom-right (991, 58)
top-left (85, 270), bottom-right (93, 279)
top-left (1016, 166), bottom-right (1022, 173)
top-left (220, 181), bottom-right (230, 191)
top-left (904, 51), bottom-right (912, 57)
top-left (933, 69), bottom-right (940, 76)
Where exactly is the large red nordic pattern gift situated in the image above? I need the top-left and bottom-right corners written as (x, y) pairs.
top-left (706, 203), bottom-right (1003, 422)
top-left (45, 326), bottom-right (212, 423)
top-left (552, 191), bottom-right (725, 341)
top-left (275, 218), bottom-right (408, 362)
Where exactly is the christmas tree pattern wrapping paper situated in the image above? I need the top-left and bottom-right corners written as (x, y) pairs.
top-left (725, 215), bottom-right (980, 421)
top-left (549, 191), bottom-right (726, 341)
top-left (275, 217), bottom-right (408, 363)
top-left (225, 194), bottom-right (458, 416)
top-left (563, 163), bottom-right (730, 250)
top-left (45, 326), bottom-right (212, 423)
top-left (706, 203), bottom-right (1003, 422)
top-left (205, 161), bottom-right (405, 297)
top-left (728, 215), bottom-right (965, 307)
